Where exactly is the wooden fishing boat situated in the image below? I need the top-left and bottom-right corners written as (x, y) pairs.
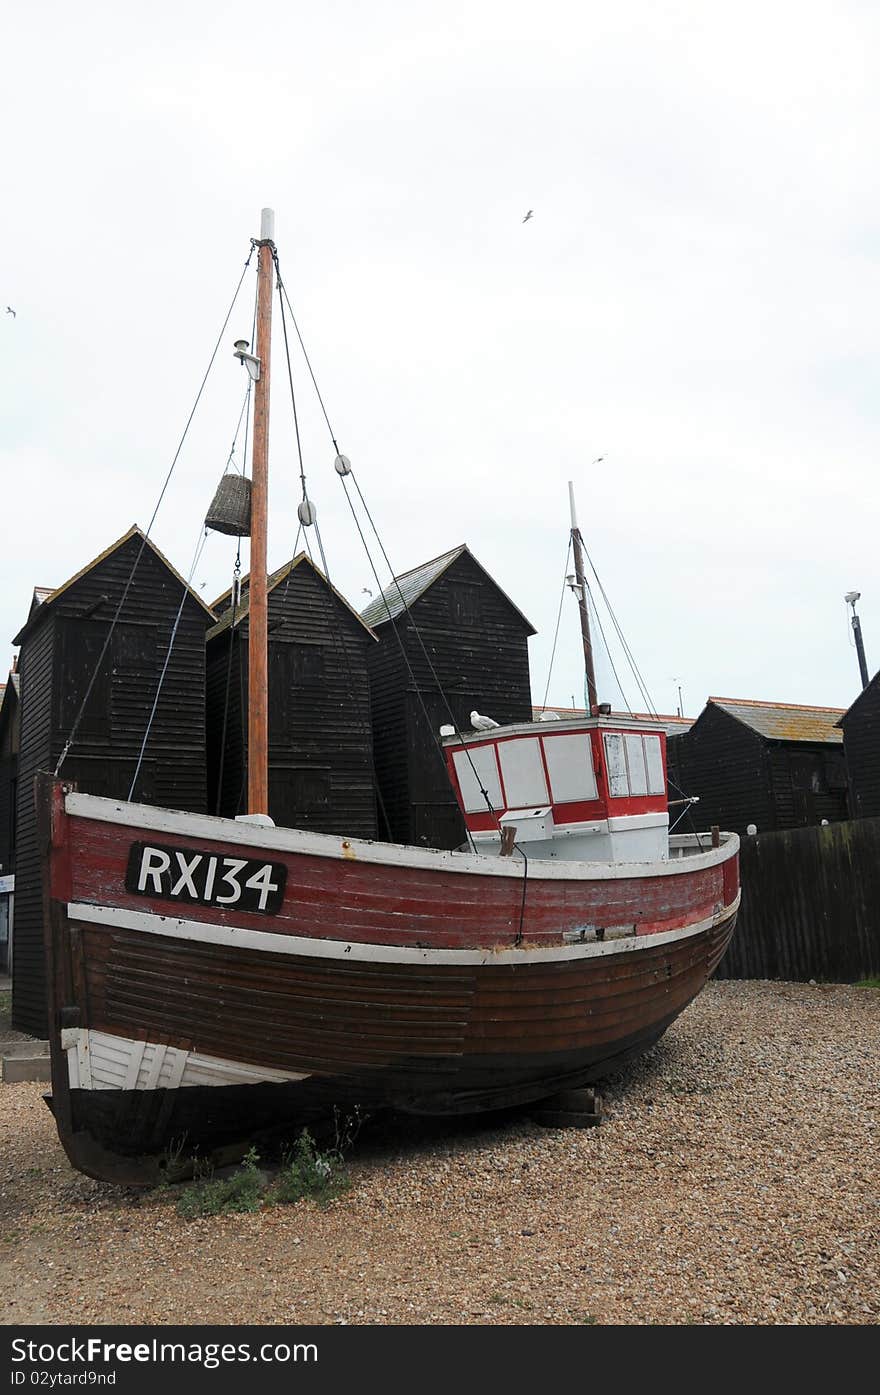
top-left (38, 211), bottom-right (739, 1183)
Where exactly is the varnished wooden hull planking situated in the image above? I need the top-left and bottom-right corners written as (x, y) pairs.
top-left (39, 777), bottom-right (739, 1183)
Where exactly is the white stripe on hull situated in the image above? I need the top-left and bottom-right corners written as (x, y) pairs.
top-left (60, 1027), bottom-right (311, 1092)
top-left (67, 892), bottom-right (740, 966)
top-left (64, 790), bottom-right (739, 881)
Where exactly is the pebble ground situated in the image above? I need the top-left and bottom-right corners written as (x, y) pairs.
top-left (1, 980), bottom-right (877, 1326)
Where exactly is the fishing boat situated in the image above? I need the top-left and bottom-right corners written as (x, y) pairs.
top-left (38, 211), bottom-right (739, 1184)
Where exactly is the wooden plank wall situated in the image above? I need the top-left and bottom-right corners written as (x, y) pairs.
top-left (667, 707), bottom-right (848, 834)
top-left (0, 754), bottom-right (14, 873)
top-left (842, 680), bottom-right (880, 818)
top-left (716, 817), bottom-right (880, 982)
top-left (206, 562), bottom-right (378, 839)
top-left (367, 552), bottom-right (534, 849)
top-left (11, 617), bottom-right (55, 1033)
top-left (12, 535), bottom-right (209, 1036)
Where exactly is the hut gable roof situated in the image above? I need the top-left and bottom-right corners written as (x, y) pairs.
top-left (360, 544), bottom-right (536, 633)
top-left (836, 670), bottom-right (880, 728)
top-left (706, 696), bottom-right (845, 745)
top-left (207, 553), bottom-right (377, 643)
top-left (12, 526), bottom-right (216, 644)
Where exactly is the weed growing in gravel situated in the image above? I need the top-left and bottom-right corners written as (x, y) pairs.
top-left (273, 1128), bottom-right (349, 1207)
top-left (176, 1147), bottom-right (264, 1219)
top-left (855, 977), bottom-right (880, 988)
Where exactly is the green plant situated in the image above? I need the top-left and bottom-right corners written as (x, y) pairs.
top-left (273, 1127), bottom-right (350, 1207)
top-left (855, 977), bottom-right (880, 989)
top-left (176, 1147), bottom-right (264, 1219)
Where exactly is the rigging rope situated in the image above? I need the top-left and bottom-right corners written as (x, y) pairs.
top-left (214, 540), bottom-right (242, 815)
top-left (55, 245), bottom-right (256, 778)
top-left (540, 536), bottom-right (573, 712)
top-left (577, 529), bottom-right (658, 717)
top-left (272, 263), bottom-right (496, 842)
top-left (128, 526), bottom-right (211, 800)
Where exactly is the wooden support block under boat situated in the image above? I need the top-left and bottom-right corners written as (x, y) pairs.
top-left (529, 1087), bottom-right (603, 1129)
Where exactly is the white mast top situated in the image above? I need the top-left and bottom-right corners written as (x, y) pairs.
top-left (568, 479), bottom-right (578, 530)
top-left (260, 207), bottom-right (275, 242)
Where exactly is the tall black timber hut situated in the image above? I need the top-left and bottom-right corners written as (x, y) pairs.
top-left (0, 669), bottom-right (18, 976)
top-left (666, 696), bottom-right (849, 836)
top-left (360, 544), bottom-right (536, 850)
top-left (11, 526), bottom-right (214, 1035)
top-left (0, 667), bottom-right (19, 878)
top-left (837, 670), bottom-right (880, 818)
top-left (206, 553), bottom-right (378, 838)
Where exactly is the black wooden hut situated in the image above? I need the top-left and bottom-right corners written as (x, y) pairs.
top-left (206, 553), bottom-right (378, 838)
top-left (10, 526), bottom-right (214, 1035)
top-left (837, 671), bottom-right (880, 818)
top-left (666, 696), bottom-right (849, 836)
top-left (360, 544), bottom-right (536, 850)
top-left (0, 669), bottom-right (18, 976)
top-left (0, 668), bottom-right (19, 878)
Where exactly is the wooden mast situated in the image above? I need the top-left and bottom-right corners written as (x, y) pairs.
top-left (568, 481), bottom-right (599, 713)
top-left (248, 208), bottom-right (275, 815)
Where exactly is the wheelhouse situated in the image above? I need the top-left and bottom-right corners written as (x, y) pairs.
top-left (443, 715), bottom-right (670, 862)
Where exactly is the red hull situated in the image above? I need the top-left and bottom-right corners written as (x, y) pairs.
top-left (39, 778), bottom-right (739, 1183)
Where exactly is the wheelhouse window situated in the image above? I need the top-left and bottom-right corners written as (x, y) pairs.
top-left (452, 744), bottom-right (503, 813)
top-left (542, 733), bottom-right (597, 802)
top-left (497, 738), bottom-right (548, 807)
top-left (604, 732), bottom-right (665, 797)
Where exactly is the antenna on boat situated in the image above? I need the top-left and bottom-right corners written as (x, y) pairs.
top-left (247, 207), bottom-right (275, 815)
top-left (567, 481), bottom-right (599, 713)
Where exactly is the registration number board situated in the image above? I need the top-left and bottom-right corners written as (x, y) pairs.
top-left (125, 841), bottom-right (287, 915)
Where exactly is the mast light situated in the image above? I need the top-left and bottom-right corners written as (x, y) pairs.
top-left (233, 339), bottom-right (261, 382)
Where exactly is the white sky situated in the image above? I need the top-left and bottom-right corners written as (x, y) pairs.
top-left (2, 0), bottom-right (878, 719)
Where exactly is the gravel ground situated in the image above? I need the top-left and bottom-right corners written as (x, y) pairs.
top-left (1, 980), bottom-right (878, 1327)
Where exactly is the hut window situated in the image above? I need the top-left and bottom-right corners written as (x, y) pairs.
top-left (452, 744), bottom-right (503, 813)
top-left (448, 582), bottom-right (482, 626)
top-left (114, 624), bottom-right (157, 672)
top-left (57, 619), bottom-right (111, 737)
top-left (289, 644), bottom-right (324, 685)
top-left (270, 768), bottom-right (331, 821)
top-left (498, 737), bottom-right (549, 808)
top-left (542, 733), bottom-right (597, 802)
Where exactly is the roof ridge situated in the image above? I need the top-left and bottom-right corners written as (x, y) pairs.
top-left (389, 543), bottom-right (467, 586)
top-left (710, 695), bottom-right (847, 714)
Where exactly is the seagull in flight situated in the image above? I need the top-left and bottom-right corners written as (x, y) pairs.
top-left (522, 210), bottom-right (533, 223)
top-left (5, 307), bottom-right (15, 317)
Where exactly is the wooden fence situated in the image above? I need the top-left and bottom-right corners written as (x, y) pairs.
top-left (716, 816), bottom-right (880, 982)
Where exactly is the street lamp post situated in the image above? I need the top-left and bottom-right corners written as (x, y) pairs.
top-left (845, 591), bottom-right (870, 690)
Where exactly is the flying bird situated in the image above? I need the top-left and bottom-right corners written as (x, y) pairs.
top-left (470, 710), bottom-right (499, 730)
top-left (522, 210), bottom-right (533, 223)
top-left (5, 307), bottom-right (15, 317)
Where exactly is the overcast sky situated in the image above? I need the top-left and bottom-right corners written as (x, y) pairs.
top-left (2, 0), bottom-right (878, 719)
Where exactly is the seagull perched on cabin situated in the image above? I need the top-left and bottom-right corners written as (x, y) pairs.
top-left (470, 710), bottom-right (499, 730)
top-left (522, 210), bottom-right (533, 223)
